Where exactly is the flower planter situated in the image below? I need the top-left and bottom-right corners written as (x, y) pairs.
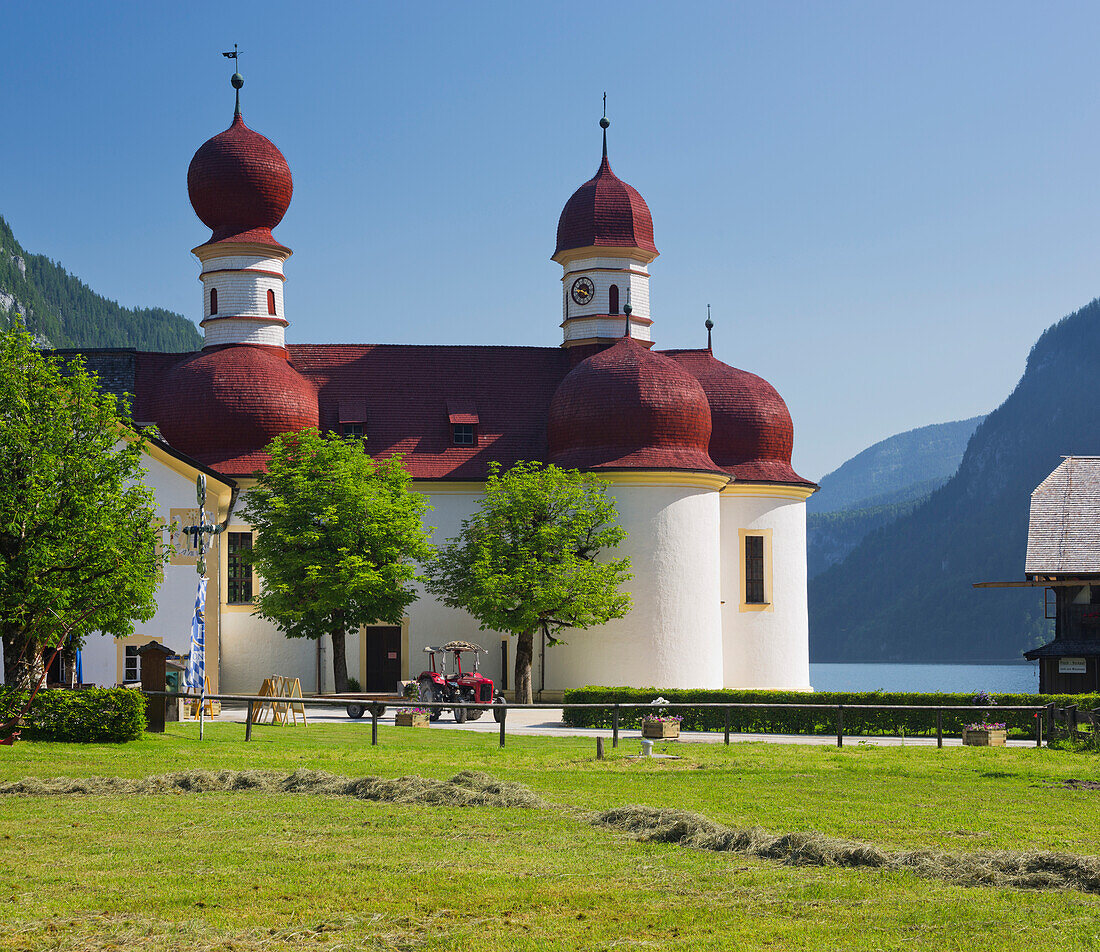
top-left (963, 728), bottom-right (1006, 747)
top-left (642, 718), bottom-right (680, 739)
top-left (395, 712), bottom-right (429, 728)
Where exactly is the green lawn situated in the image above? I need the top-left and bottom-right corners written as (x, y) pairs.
top-left (0, 724), bottom-right (1098, 951)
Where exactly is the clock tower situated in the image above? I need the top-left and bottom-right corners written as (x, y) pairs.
top-left (553, 113), bottom-right (658, 348)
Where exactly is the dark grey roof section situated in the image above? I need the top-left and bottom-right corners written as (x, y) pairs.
top-left (1024, 639), bottom-right (1100, 659)
top-left (49, 348), bottom-right (137, 401)
top-left (1025, 457), bottom-right (1100, 574)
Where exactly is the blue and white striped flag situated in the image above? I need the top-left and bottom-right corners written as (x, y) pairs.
top-left (186, 577), bottom-right (207, 694)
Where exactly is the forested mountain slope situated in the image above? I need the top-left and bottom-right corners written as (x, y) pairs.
top-left (0, 216), bottom-right (200, 351)
top-left (807, 418), bottom-right (984, 577)
top-left (809, 299), bottom-right (1100, 662)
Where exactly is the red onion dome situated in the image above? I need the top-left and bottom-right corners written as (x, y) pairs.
top-left (187, 114), bottom-right (293, 246)
top-left (151, 345), bottom-right (318, 468)
top-left (548, 336), bottom-right (722, 473)
top-left (555, 155), bottom-right (657, 258)
top-left (668, 350), bottom-right (814, 486)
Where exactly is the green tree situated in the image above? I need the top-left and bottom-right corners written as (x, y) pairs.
top-left (241, 429), bottom-right (434, 693)
top-left (425, 461), bottom-right (632, 703)
top-left (0, 324), bottom-right (164, 689)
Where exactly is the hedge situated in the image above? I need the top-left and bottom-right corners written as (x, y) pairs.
top-left (0, 688), bottom-right (146, 743)
top-left (561, 687), bottom-right (1100, 740)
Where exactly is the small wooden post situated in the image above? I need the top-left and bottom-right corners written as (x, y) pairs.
top-left (1046, 702), bottom-right (1056, 741)
top-left (936, 709), bottom-right (943, 749)
top-left (1067, 704), bottom-right (1079, 736)
top-left (836, 705), bottom-right (844, 748)
top-left (1036, 710), bottom-right (1043, 747)
top-left (245, 701), bottom-right (254, 741)
top-left (371, 706), bottom-right (379, 746)
top-left (596, 736), bottom-right (604, 760)
top-left (612, 705), bottom-right (620, 749)
top-left (724, 707), bottom-right (731, 746)
top-left (498, 704), bottom-right (506, 748)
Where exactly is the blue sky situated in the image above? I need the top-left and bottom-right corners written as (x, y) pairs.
top-left (4, 1), bottom-right (1100, 479)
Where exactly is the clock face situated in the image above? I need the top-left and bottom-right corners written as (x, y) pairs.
top-left (570, 276), bottom-right (595, 306)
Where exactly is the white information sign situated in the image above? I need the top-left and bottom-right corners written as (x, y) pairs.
top-left (1058, 657), bottom-right (1087, 675)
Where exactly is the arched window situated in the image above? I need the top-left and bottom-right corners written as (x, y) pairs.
top-left (209, 287), bottom-right (218, 315)
top-left (609, 284), bottom-right (619, 315)
top-left (267, 288), bottom-right (277, 316)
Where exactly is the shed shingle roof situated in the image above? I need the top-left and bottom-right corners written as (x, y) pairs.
top-left (1026, 457), bottom-right (1100, 574)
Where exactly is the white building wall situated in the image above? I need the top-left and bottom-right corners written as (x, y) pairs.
top-left (719, 490), bottom-right (812, 690)
top-left (562, 256), bottom-right (651, 323)
top-left (203, 319), bottom-right (287, 348)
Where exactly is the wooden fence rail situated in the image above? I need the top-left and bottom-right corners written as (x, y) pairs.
top-left (1047, 702), bottom-right (1100, 747)
top-left (142, 692), bottom-right (1051, 750)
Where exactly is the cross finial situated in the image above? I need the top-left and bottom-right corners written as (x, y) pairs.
top-left (705, 305), bottom-right (714, 352)
top-left (222, 44), bottom-right (243, 117)
top-left (600, 92), bottom-right (610, 159)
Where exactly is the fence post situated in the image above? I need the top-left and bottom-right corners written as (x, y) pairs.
top-left (1036, 709), bottom-right (1043, 747)
top-left (245, 700), bottom-right (254, 742)
top-left (371, 706), bottom-right (379, 746)
top-left (836, 704), bottom-right (844, 748)
top-left (724, 707), bottom-right (731, 746)
top-left (499, 704), bottom-right (506, 748)
top-left (596, 736), bottom-right (604, 760)
top-left (1067, 704), bottom-right (1078, 736)
top-left (936, 709), bottom-right (942, 749)
top-left (612, 704), bottom-right (620, 749)
top-left (1046, 702), bottom-right (1056, 741)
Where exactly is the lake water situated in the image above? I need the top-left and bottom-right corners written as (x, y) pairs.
top-left (809, 662), bottom-right (1039, 694)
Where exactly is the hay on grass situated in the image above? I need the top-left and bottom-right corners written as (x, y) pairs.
top-left (594, 805), bottom-right (1100, 895)
top-left (0, 769), bottom-right (542, 808)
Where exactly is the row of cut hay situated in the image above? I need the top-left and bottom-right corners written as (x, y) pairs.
top-left (594, 806), bottom-right (1100, 894)
top-left (0, 769), bottom-right (543, 809)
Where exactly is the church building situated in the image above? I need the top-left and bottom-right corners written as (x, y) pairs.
top-left (78, 74), bottom-right (816, 697)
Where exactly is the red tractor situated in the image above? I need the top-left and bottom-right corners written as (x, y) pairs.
top-left (417, 641), bottom-right (506, 723)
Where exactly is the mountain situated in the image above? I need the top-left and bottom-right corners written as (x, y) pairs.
top-left (809, 298), bottom-right (1100, 663)
top-left (807, 417), bottom-right (984, 577)
top-left (0, 216), bottom-right (200, 351)
top-left (808, 417), bottom-right (985, 515)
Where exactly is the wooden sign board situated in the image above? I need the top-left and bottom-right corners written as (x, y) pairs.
top-left (1058, 657), bottom-right (1087, 674)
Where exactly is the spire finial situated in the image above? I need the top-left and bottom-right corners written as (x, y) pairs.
top-left (600, 92), bottom-right (610, 159)
top-left (223, 44), bottom-right (243, 117)
top-left (623, 302), bottom-right (632, 338)
top-left (705, 305), bottom-right (713, 352)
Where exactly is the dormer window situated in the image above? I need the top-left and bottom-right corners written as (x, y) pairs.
top-left (447, 400), bottom-right (479, 447)
top-left (338, 399), bottom-right (367, 443)
top-left (267, 288), bottom-right (277, 316)
top-left (342, 423), bottom-right (364, 440)
top-left (210, 287), bottom-right (218, 315)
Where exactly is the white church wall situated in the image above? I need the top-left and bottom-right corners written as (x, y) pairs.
top-left (543, 479), bottom-right (724, 690)
top-left (719, 489), bottom-right (812, 690)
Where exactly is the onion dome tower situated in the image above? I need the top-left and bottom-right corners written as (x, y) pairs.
top-left (152, 67), bottom-right (317, 470)
top-left (187, 69), bottom-right (293, 349)
top-left (548, 335), bottom-right (724, 475)
top-left (553, 107), bottom-right (657, 348)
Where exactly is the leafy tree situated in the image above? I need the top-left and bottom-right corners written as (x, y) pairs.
top-left (0, 324), bottom-right (164, 689)
top-left (241, 429), bottom-right (434, 693)
top-left (425, 461), bottom-right (632, 703)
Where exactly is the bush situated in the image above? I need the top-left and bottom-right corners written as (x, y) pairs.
top-left (561, 687), bottom-right (1099, 740)
top-left (0, 687), bottom-right (146, 742)
top-left (346, 677), bottom-right (362, 692)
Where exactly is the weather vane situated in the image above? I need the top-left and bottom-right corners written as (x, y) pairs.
top-left (601, 92), bottom-right (610, 157)
top-left (222, 44), bottom-right (244, 115)
top-left (706, 305), bottom-right (714, 351)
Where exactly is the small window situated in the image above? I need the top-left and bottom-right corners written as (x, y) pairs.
top-left (452, 423), bottom-right (476, 446)
top-left (745, 535), bottom-right (766, 604)
top-left (609, 284), bottom-right (619, 315)
top-left (124, 645), bottom-right (140, 682)
top-left (227, 532), bottom-right (254, 604)
top-left (342, 423), bottom-right (364, 440)
top-left (210, 287), bottom-right (218, 315)
top-left (267, 288), bottom-right (277, 316)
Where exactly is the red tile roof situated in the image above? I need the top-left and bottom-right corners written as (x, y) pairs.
top-left (128, 342), bottom-right (810, 486)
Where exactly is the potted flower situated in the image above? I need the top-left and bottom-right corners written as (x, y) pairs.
top-left (642, 699), bottom-right (682, 739)
top-left (395, 707), bottom-right (430, 728)
top-left (963, 721), bottom-right (1007, 746)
